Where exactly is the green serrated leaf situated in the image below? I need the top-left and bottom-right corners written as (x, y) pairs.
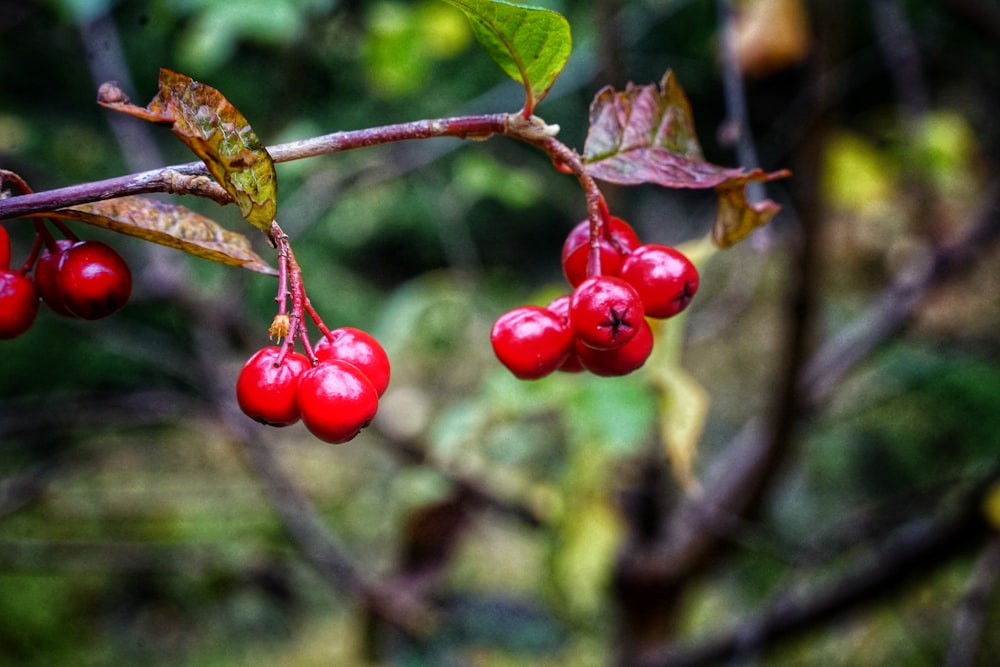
top-left (442, 0), bottom-right (571, 114)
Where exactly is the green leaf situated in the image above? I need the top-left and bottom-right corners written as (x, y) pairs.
top-left (442, 0), bottom-right (571, 115)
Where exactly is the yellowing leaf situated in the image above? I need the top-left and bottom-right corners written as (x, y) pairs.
top-left (983, 481), bottom-right (1000, 531)
top-left (821, 131), bottom-right (894, 215)
top-left (643, 237), bottom-right (715, 490)
top-left (98, 69), bottom-right (277, 232)
top-left (731, 0), bottom-right (811, 78)
top-left (713, 174), bottom-right (787, 248)
top-left (548, 445), bottom-right (624, 617)
top-left (656, 364), bottom-right (710, 493)
top-left (56, 196), bottom-right (277, 274)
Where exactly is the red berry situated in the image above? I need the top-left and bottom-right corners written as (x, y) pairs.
top-left (236, 346), bottom-right (312, 426)
top-left (575, 318), bottom-right (653, 376)
top-left (619, 244), bottom-right (699, 318)
top-left (569, 275), bottom-right (645, 350)
top-left (298, 360), bottom-right (380, 444)
top-left (561, 216), bottom-right (641, 286)
top-left (544, 295), bottom-right (584, 373)
top-left (490, 305), bottom-right (573, 380)
top-left (0, 269), bottom-right (39, 340)
top-left (55, 241), bottom-right (132, 320)
top-left (35, 239), bottom-right (78, 318)
top-left (314, 327), bottom-right (391, 396)
top-left (0, 225), bottom-right (10, 270)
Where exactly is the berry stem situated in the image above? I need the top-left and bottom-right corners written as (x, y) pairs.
top-left (50, 218), bottom-right (79, 241)
top-left (269, 219), bottom-right (323, 366)
top-left (304, 300), bottom-right (335, 342)
top-left (514, 132), bottom-right (610, 279)
top-left (21, 225), bottom-right (45, 274)
top-left (32, 219), bottom-right (56, 249)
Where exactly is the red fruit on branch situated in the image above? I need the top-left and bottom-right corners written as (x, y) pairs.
top-left (0, 270), bottom-right (40, 340)
top-left (236, 346), bottom-right (312, 426)
top-left (544, 294), bottom-right (584, 372)
top-left (574, 318), bottom-right (653, 376)
top-left (0, 225), bottom-right (10, 270)
top-left (560, 216), bottom-right (641, 286)
top-left (314, 327), bottom-right (391, 396)
top-left (619, 244), bottom-right (699, 318)
top-left (297, 360), bottom-right (380, 444)
top-left (35, 239), bottom-right (78, 318)
top-left (490, 305), bottom-right (573, 379)
top-left (569, 275), bottom-right (645, 350)
top-left (56, 241), bottom-right (132, 320)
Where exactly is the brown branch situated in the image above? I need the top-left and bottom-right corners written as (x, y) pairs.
top-left (0, 465), bottom-right (60, 520)
top-left (945, 535), bottom-right (1000, 667)
top-left (376, 431), bottom-right (546, 530)
top-left (181, 288), bottom-right (439, 637)
top-left (632, 472), bottom-right (996, 667)
top-left (800, 179), bottom-right (1000, 405)
top-left (0, 113), bottom-right (526, 221)
top-left (613, 173), bottom-right (1000, 664)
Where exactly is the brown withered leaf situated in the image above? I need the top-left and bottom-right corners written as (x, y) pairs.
top-left (583, 70), bottom-right (791, 248)
top-left (57, 196), bottom-right (277, 275)
top-left (584, 70), bottom-right (704, 164)
top-left (98, 69), bottom-right (277, 232)
top-left (713, 173), bottom-right (788, 248)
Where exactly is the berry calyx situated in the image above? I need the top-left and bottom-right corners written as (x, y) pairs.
top-left (490, 305), bottom-right (573, 379)
top-left (619, 244), bottom-right (700, 319)
top-left (297, 360), bottom-right (380, 444)
top-left (574, 318), bottom-right (653, 376)
top-left (0, 225), bottom-right (10, 270)
top-left (569, 275), bottom-right (645, 350)
top-left (35, 239), bottom-right (78, 318)
top-left (56, 241), bottom-right (132, 320)
top-left (236, 346), bottom-right (311, 426)
top-left (0, 269), bottom-right (39, 340)
top-left (561, 216), bottom-right (641, 286)
top-left (314, 327), bottom-right (391, 396)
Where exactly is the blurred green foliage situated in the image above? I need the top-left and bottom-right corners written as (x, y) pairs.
top-left (2, 0), bottom-right (1000, 665)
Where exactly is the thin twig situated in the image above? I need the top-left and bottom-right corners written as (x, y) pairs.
top-left (185, 290), bottom-right (439, 636)
top-left (615, 174), bottom-right (1000, 665)
top-left (945, 535), bottom-right (1000, 667)
top-left (0, 114), bottom-right (513, 220)
top-left (631, 472), bottom-right (995, 667)
top-left (715, 0), bottom-right (766, 208)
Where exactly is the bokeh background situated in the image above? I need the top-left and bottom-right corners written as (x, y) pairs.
top-left (2, 0), bottom-right (1000, 665)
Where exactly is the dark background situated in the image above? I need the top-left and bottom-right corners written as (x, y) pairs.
top-left (2, 0), bottom-right (999, 665)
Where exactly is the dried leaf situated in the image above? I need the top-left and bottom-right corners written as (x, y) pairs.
top-left (583, 70), bottom-right (790, 248)
top-left (584, 70), bottom-right (703, 163)
top-left (642, 237), bottom-right (716, 491)
top-left (714, 174), bottom-right (786, 248)
top-left (657, 365), bottom-right (710, 493)
top-left (98, 69), bottom-right (277, 232)
top-left (56, 196), bottom-right (277, 275)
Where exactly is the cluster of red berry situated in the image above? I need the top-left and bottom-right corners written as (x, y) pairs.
top-left (490, 216), bottom-right (699, 379)
top-left (0, 223), bottom-right (132, 340)
top-left (236, 327), bottom-right (391, 444)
